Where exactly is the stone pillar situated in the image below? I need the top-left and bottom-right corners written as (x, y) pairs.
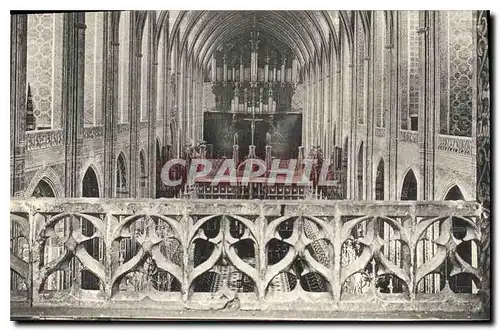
top-left (148, 11), bottom-right (157, 198)
top-left (419, 11), bottom-right (437, 201)
top-left (387, 13), bottom-right (398, 200)
top-left (10, 14), bottom-right (27, 197)
top-left (365, 50), bottom-right (373, 200)
top-left (62, 12), bottom-right (86, 198)
top-left (102, 12), bottom-right (119, 198)
top-left (128, 12), bottom-right (142, 197)
top-left (347, 62), bottom-right (355, 200)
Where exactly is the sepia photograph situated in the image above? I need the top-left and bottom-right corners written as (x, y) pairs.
top-left (9, 9), bottom-right (491, 321)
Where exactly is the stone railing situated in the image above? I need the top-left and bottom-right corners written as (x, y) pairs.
top-left (10, 198), bottom-right (488, 320)
top-left (83, 125), bottom-right (104, 140)
top-left (399, 130), bottom-right (418, 144)
top-left (139, 121), bottom-right (149, 130)
top-left (438, 134), bottom-right (473, 156)
top-left (117, 123), bottom-right (130, 136)
top-left (25, 129), bottom-right (64, 151)
top-left (375, 127), bottom-right (385, 138)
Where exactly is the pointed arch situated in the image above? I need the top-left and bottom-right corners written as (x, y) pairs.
top-left (444, 185), bottom-right (465, 200)
top-left (31, 179), bottom-right (56, 198)
top-left (401, 168), bottom-right (418, 200)
top-left (116, 152), bottom-right (128, 197)
top-left (25, 166), bottom-right (63, 198)
top-left (82, 166), bottom-right (100, 198)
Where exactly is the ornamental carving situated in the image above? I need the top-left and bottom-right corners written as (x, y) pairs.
top-left (437, 134), bottom-right (472, 156)
top-left (25, 129), bottom-right (64, 151)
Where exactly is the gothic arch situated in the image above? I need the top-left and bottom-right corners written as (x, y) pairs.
top-left (116, 152), bottom-right (128, 196)
top-left (25, 166), bottom-right (63, 198)
top-left (79, 161), bottom-right (103, 198)
top-left (444, 185), bottom-right (465, 201)
top-left (438, 180), bottom-right (474, 201)
top-left (81, 166), bottom-right (100, 198)
top-left (400, 168), bottom-right (418, 201)
top-left (31, 178), bottom-right (56, 198)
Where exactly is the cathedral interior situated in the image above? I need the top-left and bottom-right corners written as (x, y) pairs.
top-left (10, 11), bottom-right (491, 320)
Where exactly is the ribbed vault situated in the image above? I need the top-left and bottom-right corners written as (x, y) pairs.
top-left (169, 11), bottom-right (342, 71)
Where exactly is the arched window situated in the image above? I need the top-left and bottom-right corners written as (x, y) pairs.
top-left (375, 159), bottom-right (385, 200)
top-left (140, 14), bottom-right (150, 122)
top-left (118, 11), bottom-right (130, 124)
top-left (401, 169), bottom-right (417, 200)
top-left (31, 179), bottom-right (56, 197)
top-left (82, 167), bottom-right (99, 198)
top-left (26, 13), bottom-right (64, 130)
top-left (357, 142), bottom-right (364, 200)
top-left (116, 152), bottom-right (128, 197)
top-left (83, 12), bottom-right (104, 127)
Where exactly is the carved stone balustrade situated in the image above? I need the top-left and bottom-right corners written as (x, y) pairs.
top-left (117, 123), bottom-right (130, 136)
top-left (399, 130), bottom-right (418, 144)
top-left (83, 125), bottom-right (104, 140)
top-left (438, 134), bottom-right (473, 156)
top-left (25, 129), bottom-right (64, 151)
top-left (10, 198), bottom-right (489, 320)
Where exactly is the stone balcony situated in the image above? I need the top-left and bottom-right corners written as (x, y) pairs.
top-left (10, 198), bottom-right (490, 320)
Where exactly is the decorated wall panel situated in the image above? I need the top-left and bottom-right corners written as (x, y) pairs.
top-left (439, 11), bottom-right (475, 137)
top-left (26, 13), bottom-right (63, 130)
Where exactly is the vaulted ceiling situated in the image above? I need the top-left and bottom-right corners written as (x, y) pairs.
top-left (169, 11), bottom-right (343, 71)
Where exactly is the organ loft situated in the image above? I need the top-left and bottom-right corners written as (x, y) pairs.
top-left (9, 10), bottom-right (491, 320)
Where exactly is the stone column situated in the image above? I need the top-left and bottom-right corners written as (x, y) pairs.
top-left (347, 62), bottom-right (355, 200)
top-left (148, 11), bottom-right (157, 198)
top-left (365, 24), bottom-right (374, 200)
top-left (419, 11), bottom-right (437, 201)
top-left (62, 12), bottom-right (86, 198)
top-left (10, 14), bottom-right (27, 197)
top-left (102, 12), bottom-right (119, 198)
top-left (128, 12), bottom-right (142, 198)
top-left (387, 13), bottom-right (398, 200)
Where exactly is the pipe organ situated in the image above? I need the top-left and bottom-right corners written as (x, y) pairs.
top-left (209, 30), bottom-right (300, 113)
